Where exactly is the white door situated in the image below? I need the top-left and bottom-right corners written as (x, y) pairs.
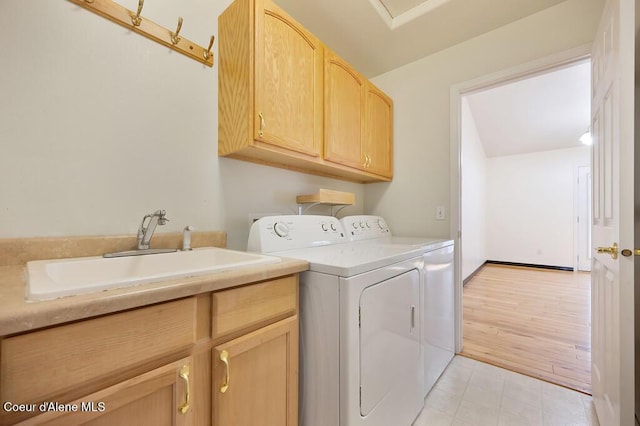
top-left (590, 0), bottom-right (635, 424)
top-left (359, 270), bottom-right (421, 416)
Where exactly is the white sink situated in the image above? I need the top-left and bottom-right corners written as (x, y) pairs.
top-left (26, 247), bottom-right (281, 301)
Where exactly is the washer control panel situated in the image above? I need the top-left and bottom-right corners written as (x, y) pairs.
top-left (248, 215), bottom-right (347, 253)
top-left (340, 215), bottom-right (391, 241)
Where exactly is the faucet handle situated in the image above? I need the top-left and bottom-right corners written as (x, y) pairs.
top-left (155, 210), bottom-right (170, 225)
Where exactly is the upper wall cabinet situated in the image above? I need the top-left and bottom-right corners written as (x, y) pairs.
top-left (323, 49), bottom-right (366, 171)
top-left (218, 0), bottom-right (393, 183)
top-left (363, 83), bottom-right (393, 178)
top-left (218, 0), bottom-right (323, 159)
top-left (323, 50), bottom-right (394, 179)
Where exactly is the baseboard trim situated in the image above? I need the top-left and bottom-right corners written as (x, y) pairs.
top-left (486, 260), bottom-right (574, 272)
top-left (463, 263), bottom-right (487, 286)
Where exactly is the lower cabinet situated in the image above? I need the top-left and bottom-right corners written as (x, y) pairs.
top-left (212, 316), bottom-right (298, 426)
top-left (0, 275), bottom-right (299, 426)
top-left (18, 358), bottom-right (193, 426)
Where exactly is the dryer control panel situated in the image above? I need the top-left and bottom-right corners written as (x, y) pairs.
top-left (340, 215), bottom-right (391, 241)
top-left (247, 215), bottom-right (347, 253)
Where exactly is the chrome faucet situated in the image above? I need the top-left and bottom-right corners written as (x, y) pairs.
top-left (138, 209), bottom-right (169, 250)
top-left (103, 209), bottom-right (177, 258)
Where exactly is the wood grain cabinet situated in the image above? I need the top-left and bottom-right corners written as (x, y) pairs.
top-left (0, 298), bottom-right (197, 425)
top-left (363, 82), bottom-right (393, 178)
top-left (0, 275), bottom-right (300, 426)
top-left (211, 277), bottom-right (299, 426)
top-left (323, 49), bottom-right (366, 171)
top-left (212, 318), bottom-right (298, 426)
top-left (324, 50), bottom-right (393, 179)
top-left (218, 0), bottom-right (323, 161)
top-left (219, 0), bottom-right (393, 183)
top-left (16, 358), bottom-right (194, 426)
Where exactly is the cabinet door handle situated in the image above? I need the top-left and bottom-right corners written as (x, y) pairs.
top-left (363, 153), bottom-right (370, 168)
top-left (258, 112), bottom-right (265, 137)
top-left (220, 350), bottom-right (230, 393)
top-left (178, 364), bottom-right (190, 414)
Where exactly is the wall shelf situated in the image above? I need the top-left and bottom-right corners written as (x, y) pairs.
top-left (296, 189), bottom-right (355, 215)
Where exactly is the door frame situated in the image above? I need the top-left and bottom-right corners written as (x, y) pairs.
top-left (449, 44), bottom-right (592, 352)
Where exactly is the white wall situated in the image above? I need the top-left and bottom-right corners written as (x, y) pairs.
top-left (365, 0), bottom-right (603, 239)
top-left (486, 147), bottom-right (590, 267)
top-left (0, 0), bottom-right (364, 250)
top-left (460, 97), bottom-right (487, 279)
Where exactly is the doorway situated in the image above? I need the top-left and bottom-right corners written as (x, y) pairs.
top-left (451, 47), bottom-right (593, 393)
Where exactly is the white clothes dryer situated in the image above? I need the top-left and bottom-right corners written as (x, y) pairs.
top-left (247, 215), bottom-right (424, 426)
top-left (340, 215), bottom-right (455, 396)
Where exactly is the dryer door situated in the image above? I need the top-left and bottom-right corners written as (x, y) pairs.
top-left (359, 268), bottom-right (421, 416)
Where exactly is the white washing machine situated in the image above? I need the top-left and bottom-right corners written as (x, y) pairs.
top-left (340, 215), bottom-right (455, 396)
top-left (247, 215), bottom-right (424, 426)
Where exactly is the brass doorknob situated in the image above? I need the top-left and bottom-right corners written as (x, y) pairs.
top-left (596, 242), bottom-right (618, 259)
top-left (621, 248), bottom-right (640, 257)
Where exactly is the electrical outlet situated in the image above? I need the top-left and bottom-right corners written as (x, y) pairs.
top-left (436, 206), bottom-right (446, 221)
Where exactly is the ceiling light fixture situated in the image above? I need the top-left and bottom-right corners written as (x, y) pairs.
top-left (579, 130), bottom-right (592, 146)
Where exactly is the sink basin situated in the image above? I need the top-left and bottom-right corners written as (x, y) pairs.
top-left (26, 247), bottom-right (281, 301)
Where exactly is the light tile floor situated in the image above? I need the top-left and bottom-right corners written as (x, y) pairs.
top-left (412, 355), bottom-right (599, 426)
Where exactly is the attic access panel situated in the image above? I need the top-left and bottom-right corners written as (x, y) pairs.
top-left (371, 0), bottom-right (452, 28)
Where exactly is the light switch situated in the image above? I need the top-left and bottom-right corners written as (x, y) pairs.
top-left (436, 206), bottom-right (445, 220)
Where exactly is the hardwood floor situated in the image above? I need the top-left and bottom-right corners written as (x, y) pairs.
top-left (461, 263), bottom-right (592, 394)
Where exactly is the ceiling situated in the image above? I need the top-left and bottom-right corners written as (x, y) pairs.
top-left (465, 60), bottom-right (591, 157)
top-left (272, 0), bottom-right (567, 77)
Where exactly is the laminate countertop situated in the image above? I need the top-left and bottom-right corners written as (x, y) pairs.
top-left (0, 233), bottom-right (308, 336)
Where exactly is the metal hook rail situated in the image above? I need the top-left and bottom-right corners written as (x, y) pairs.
top-left (70, 0), bottom-right (214, 67)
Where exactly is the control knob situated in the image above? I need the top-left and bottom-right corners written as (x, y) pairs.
top-left (273, 222), bottom-right (290, 238)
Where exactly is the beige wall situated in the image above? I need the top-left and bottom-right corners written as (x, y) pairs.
top-left (0, 0), bottom-right (364, 250)
top-left (366, 0), bottom-right (604, 239)
top-left (486, 147), bottom-right (590, 268)
top-left (0, 0), bottom-right (603, 249)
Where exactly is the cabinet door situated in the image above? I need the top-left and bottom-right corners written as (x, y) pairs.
top-left (254, 0), bottom-right (323, 158)
top-left (213, 316), bottom-right (298, 426)
top-left (363, 83), bottom-right (393, 178)
top-left (21, 358), bottom-right (193, 426)
top-left (323, 49), bottom-right (365, 169)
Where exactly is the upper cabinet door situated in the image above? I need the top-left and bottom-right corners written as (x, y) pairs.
top-left (363, 83), bottom-right (393, 178)
top-left (323, 49), bottom-right (365, 169)
top-left (254, 0), bottom-right (323, 158)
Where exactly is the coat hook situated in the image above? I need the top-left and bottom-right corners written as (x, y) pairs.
top-left (131, 0), bottom-right (144, 27)
top-left (203, 35), bottom-right (215, 60)
top-left (171, 17), bottom-right (183, 45)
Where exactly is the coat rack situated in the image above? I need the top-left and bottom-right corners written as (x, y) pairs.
top-left (69, 0), bottom-right (214, 67)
